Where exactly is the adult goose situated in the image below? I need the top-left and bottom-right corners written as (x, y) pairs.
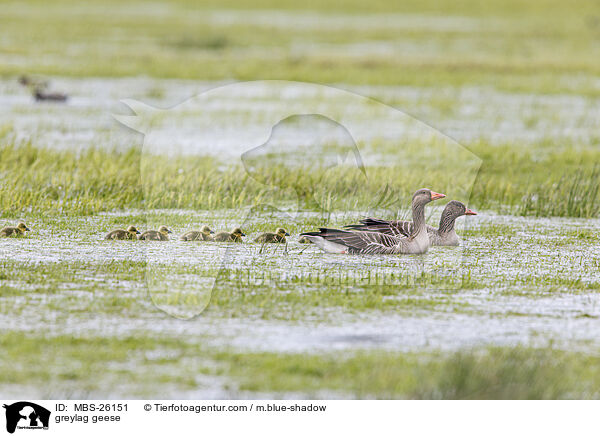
top-left (33, 89), bottom-right (68, 102)
top-left (301, 188), bottom-right (445, 254)
top-left (345, 200), bottom-right (476, 246)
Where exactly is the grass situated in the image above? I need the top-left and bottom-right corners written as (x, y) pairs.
top-left (0, 140), bottom-right (599, 218)
top-left (2, 0), bottom-right (599, 400)
top-left (1, 180), bottom-right (599, 399)
top-left (1, 0), bottom-right (600, 96)
top-left (1, 211), bottom-right (598, 321)
top-left (0, 334), bottom-right (202, 397)
top-left (1, 332), bottom-right (599, 398)
top-left (224, 346), bottom-right (600, 399)
top-left (518, 166), bottom-right (600, 218)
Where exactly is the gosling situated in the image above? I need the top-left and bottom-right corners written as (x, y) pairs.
top-left (139, 225), bottom-right (172, 241)
top-left (0, 222), bottom-right (30, 237)
top-left (298, 235), bottom-right (311, 244)
top-left (254, 228), bottom-right (290, 244)
top-left (214, 227), bottom-right (245, 242)
top-left (180, 225), bottom-right (215, 241)
top-left (104, 225), bottom-right (141, 240)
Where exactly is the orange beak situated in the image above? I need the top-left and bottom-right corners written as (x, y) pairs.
top-left (465, 209), bottom-right (477, 215)
top-left (430, 191), bottom-right (446, 201)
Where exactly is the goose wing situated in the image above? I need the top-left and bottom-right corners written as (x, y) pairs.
top-left (345, 217), bottom-right (413, 237)
top-left (302, 228), bottom-right (405, 254)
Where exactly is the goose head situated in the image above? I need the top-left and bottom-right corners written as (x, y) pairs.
top-left (231, 227), bottom-right (246, 241)
top-left (444, 200), bottom-right (477, 219)
top-left (17, 222), bottom-right (30, 232)
top-left (232, 227), bottom-right (246, 236)
top-left (276, 228), bottom-right (290, 237)
top-left (412, 188), bottom-right (446, 207)
top-left (18, 75), bottom-right (31, 86)
top-left (201, 225), bottom-right (214, 235)
top-left (438, 201), bottom-right (477, 233)
top-left (158, 225), bottom-right (172, 235)
top-left (127, 225), bottom-right (141, 235)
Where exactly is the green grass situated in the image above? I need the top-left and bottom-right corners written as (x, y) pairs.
top-left (1, 211), bottom-right (598, 321)
top-left (1, 209), bottom-right (599, 397)
top-left (0, 334), bottom-right (202, 397)
top-left (1, 0), bottom-right (600, 96)
top-left (224, 346), bottom-right (600, 399)
top-left (1, 140), bottom-right (598, 218)
top-left (2, 332), bottom-right (599, 398)
top-left (2, 0), bottom-right (599, 400)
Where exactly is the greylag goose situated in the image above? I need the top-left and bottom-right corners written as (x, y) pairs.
top-left (345, 200), bottom-right (476, 246)
top-left (33, 88), bottom-right (68, 102)
top-left (104, 225), bottom-right (141, 240)
top-left (180, 226), bottom-right (215, 241)
top-left (254, 228), bottom-right (290, 243)
top-left (19, 75), bottom-right (49, 89)
top-left (214, 227), bottom-right (246, 242)
top-left (0, 222), bottom-right (30, 237)
top-left (138, 225), bottom-right (172, 241)
top-left (301, 188), bottom-right (445, 254)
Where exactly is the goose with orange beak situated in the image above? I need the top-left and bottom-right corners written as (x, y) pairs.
top-left (345, 200), bottom-right (477, 247)
top-left (301, 188), bottom-right (445, 255)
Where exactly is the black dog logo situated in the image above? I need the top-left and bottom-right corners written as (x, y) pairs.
top-left (3, 402), bottom-right (50, 433)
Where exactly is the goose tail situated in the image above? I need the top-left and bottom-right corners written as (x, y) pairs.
top-left (300, 230), bottom-right (349, 254)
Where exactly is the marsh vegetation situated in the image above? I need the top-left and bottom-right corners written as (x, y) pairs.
top-left (1, 0), bottom-right (599, 399)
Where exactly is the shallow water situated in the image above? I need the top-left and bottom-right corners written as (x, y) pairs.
top-left (1, 77), bottom-right (598, 157)
top-left (1, 75), bottom-right (599, 396)
top-left (2, 211), bottom-right (599, 354)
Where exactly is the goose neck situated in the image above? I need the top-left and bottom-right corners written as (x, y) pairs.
top-left (438, 211), bottom-right (456, 234)
top-left (410, 200), bottom-right (427, 237)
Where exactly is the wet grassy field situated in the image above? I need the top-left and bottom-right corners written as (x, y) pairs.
top-left (1, 0), bottom-right (600, 95)
top-left (1, 0), bottom-right (600, 398)
top-left (1, 207), bottom-right (599, 398)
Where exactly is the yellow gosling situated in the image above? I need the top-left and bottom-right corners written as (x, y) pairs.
top-left (104, 225), bottom-right (141, 240)
top-left (214, 227), bottom-right (246, 242)
top-left (0, 222), bottom-right (30, 237)
top-left (180, 225), bottom-right (215, 241)
top-left (254, 228), bottom-right (290, 244)
top-left (139, 225), bottom-right (172, 241)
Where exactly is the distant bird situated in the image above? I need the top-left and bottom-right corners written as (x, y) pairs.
top-left (138, 225), bottom-right (172, 241)
top-left (18, 75), bottom-right (48, 89)
top-left (214, 227), bottom-right (246, 242)
top-left (18, 75), bottom-right (32, 86)
top-left (180, 226), bottom-right (215, 241)
top-left (104, 225), bottom-right (141, 240)
top-left (298, 235), bottom-right (311, 243)
top-left (301, 188), bottom-right (445, 254)
top-left (18, 74), bottom-right (67, 102)
top-left (0, 222), bottom-right (30, 237)
top-left (33, 88), bottom-right (68, 102)
top-left (345, 200), bottom-right (477, 246)
top-left (254, 228), bottom-right (290, 244)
